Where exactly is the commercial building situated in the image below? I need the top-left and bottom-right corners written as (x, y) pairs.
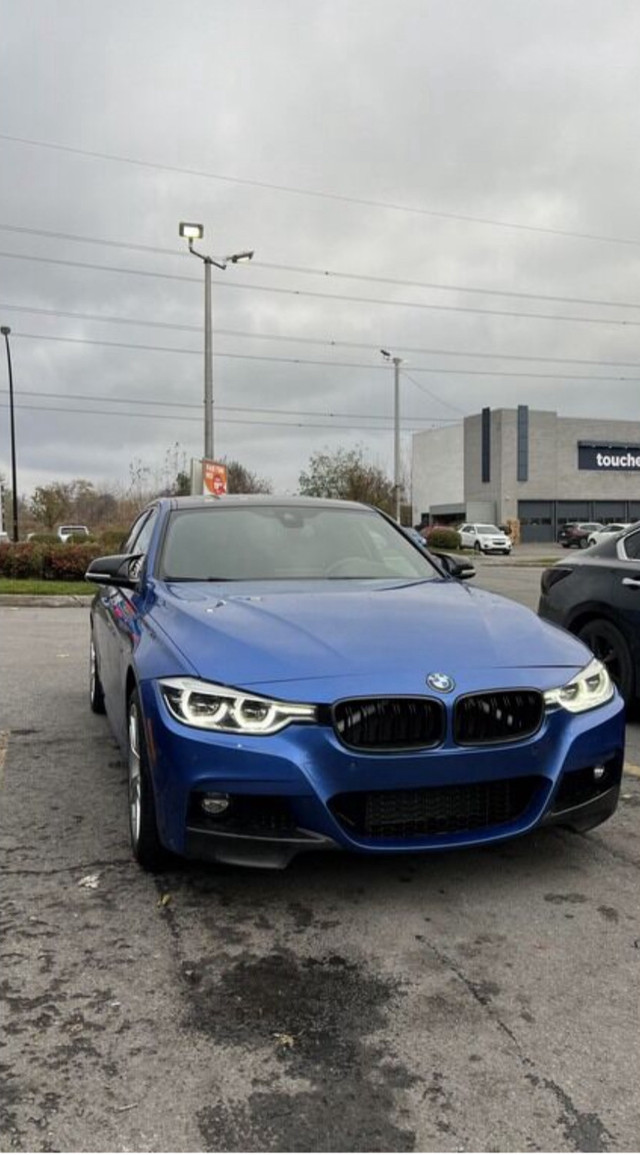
top-left (412, 407), bottom-right (640, 542)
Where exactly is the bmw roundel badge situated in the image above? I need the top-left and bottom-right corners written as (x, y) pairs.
top-left (426, 672), bottom-right (455, 693)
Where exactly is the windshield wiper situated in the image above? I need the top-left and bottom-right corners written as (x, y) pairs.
top-left (163, 576), bottom-right (236, 582)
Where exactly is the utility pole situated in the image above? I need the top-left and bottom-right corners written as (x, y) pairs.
top-left (381, 349), bottom-right (403, 522)
top-left (179, 223), bottom-right (253, 463)
top-left (1, 325), bottom-right (19, 542)
top-left (204, 256), bottom-right (213, 459)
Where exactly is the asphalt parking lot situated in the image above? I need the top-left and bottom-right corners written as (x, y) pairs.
top-left (1, 566), bottom-right (639, 1152)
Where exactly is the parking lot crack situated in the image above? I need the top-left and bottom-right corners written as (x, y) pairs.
top-left (422, 939), bottom-right (615, 1152)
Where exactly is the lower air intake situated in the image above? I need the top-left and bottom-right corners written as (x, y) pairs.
top-left (329, 776), bottom-right (543, 838)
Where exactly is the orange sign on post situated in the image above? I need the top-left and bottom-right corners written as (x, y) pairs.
top-left (202, 460), bottom-right (228, 496)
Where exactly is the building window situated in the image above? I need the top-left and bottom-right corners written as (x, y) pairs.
top-left (517, 405), bottom-right (529, 482)
top-left (481, 407), bottom-right (491, 483)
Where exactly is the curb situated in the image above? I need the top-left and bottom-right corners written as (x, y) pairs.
top-left (0, 595), bottom-right (93, 607)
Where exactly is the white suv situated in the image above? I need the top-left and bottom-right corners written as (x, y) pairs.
top-left (459, 523), bottom-right (512, 555)
top-left (56, 524), bottom-right (91, 543)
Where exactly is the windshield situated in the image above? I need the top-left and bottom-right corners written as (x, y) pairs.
top-left (160, 505), bottom-right (440, 582)
top-left (477, 525), bottom-right (501, 534)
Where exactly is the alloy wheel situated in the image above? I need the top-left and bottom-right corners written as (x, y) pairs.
top-left (128, 702), bottom-right (142, 846)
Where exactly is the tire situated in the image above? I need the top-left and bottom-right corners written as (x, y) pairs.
top-left (127, 688), bottom-right (170, 871)
top-left (576, 618), bottom-right (634, 705)
top-left (89, 634), bottom-right (106, 714)
top-left (578, 537), bottom-right (589, 549)
top-left (474, 542), bottom-right (481, 553)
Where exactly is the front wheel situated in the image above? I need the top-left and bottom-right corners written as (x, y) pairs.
top-left (127, 689), bottom-right (170, 871)
top-left (474, 542), bottom-right (481, 553)
top-left (576, 618), bottom-right (634, 705)
top-left (578, 537), bottom-right (589, 549)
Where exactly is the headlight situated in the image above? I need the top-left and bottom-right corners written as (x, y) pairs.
top-left (158, 677), bottom-right (317, 734)
top-left (543, 658), bottom-right (614, 714)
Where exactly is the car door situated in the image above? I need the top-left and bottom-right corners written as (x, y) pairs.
top-left (609, 529), bottom-right (640, 642)
top-left (92, 508), bottom-right (159, 741)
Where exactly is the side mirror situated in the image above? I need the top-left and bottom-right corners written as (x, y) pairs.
top-left (434, 552), bottom-right (475, 581)
top-left (85, 553), bottom-right (143, 589)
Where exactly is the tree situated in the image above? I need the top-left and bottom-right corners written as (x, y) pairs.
top-left (224, 459), bottom-right (272, 494)
top-left (30, 483), bottom-right (74, 529)
top-left (299, 447), bottom-right (395, 513)
top-left (172, 471), bottom-right (191, 496)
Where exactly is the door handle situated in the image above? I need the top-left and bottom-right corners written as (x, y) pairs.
top-left (622, 577), bottom-right (640, 588)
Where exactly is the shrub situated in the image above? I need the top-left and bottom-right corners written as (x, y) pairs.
top-left (0, 543), bottom-right (12, 576)
top-left (66, 532), bottom-right (96, 545)
top-left (44, 543), bottom-right (104, 581)
top-left (425, 527), bottom-right (461, 551)
top-left (0, 542), bottom-right (104, 581)
top-left (0, 543), bottom-right (46, 578)
top-left (28, 533), bottom-right (59, 544)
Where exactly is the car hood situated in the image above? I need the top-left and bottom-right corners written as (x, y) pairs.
top-left (148, 577), bottom-right (590, 700)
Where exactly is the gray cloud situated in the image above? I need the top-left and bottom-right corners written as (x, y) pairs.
top-left (2, 0), bottom-right (640, 500)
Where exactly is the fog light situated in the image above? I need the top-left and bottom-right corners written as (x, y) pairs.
top-left (201, 792), bottom-right (231, 815)
top-left (593, 766), bottom-right (605, 781)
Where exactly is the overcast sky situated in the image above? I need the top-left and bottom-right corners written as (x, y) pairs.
top-left (2, 0), bottom-right (640, 500)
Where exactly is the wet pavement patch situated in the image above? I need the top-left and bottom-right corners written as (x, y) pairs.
top-left (188, 950), bottom-right (416, 1152)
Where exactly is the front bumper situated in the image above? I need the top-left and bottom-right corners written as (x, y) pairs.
top-left (139, 682), bottom-right (625, 868)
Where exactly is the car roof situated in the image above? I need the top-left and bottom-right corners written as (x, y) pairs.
top-left (162, 495), bottom-right (373, 512)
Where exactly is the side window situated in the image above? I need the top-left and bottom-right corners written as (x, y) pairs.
top-left (123, 508), bottom-right (159, 556)
top-left (123, 512), bottom-right (150, 555)
top-left (623, 530), bottom-right (640, 560)
top-left (132, 509), bottom-right (159, 558)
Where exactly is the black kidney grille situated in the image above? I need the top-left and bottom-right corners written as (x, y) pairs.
top-left (329, 776), bottom-right (542, 838)
top-left (332, 697), bottom-right (445, 750)
top-left (454, 690), bottom-right (544, 745)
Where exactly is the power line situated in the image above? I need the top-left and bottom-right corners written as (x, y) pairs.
top-left (0, 386), bottom-right (457, 425)
top-left (1, 131), bottom-right (639, 249)
top-left (401, 370), bottom-right (465, 413)
top-left (4, 221), bottom-right (640, 312)
top-left (4, 299), bottom-right (640, 369)
top-left (2, 249), bottom-right (640, 328)
top-left (10, 400), bottom-right (449, 433)
top-left (9, 328), bottom-right (640, 385)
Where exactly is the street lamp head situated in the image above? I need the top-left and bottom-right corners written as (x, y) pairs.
top-left (229, 250), bottom-right (254, 264)
top-left (1, 326), bottom-right (11, 337)
top-left (179, 222), bottom-right (204, 241)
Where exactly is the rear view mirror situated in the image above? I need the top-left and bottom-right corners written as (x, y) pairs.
top-left (434, 552), bottom-right (475, 581)
top-left (85, 553), bottom-right (143, 589)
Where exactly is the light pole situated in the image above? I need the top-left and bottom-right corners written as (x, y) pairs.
top-left (179, 222), bottom-right (254, 462)
top-left (1, 325), bottom-right (18, 542)
top-left (381, 349), bottom-right (403, 522)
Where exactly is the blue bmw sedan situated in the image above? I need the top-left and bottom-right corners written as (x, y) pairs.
top-left (86, 496), bottom-right (625, 870)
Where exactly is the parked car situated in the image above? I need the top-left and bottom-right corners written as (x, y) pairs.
top-left (458, 523), bottom-right (512, 554)
top-left (539, 521), bottom-right (640, 704)
top-left (557, 522), bottom-right (603, 549)
top-left (587, 523), bottom-right (631, 547)
top-left (57, 524), bottom-right (91, 543)
top-left (86, 496), bottom-right (623, 871)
